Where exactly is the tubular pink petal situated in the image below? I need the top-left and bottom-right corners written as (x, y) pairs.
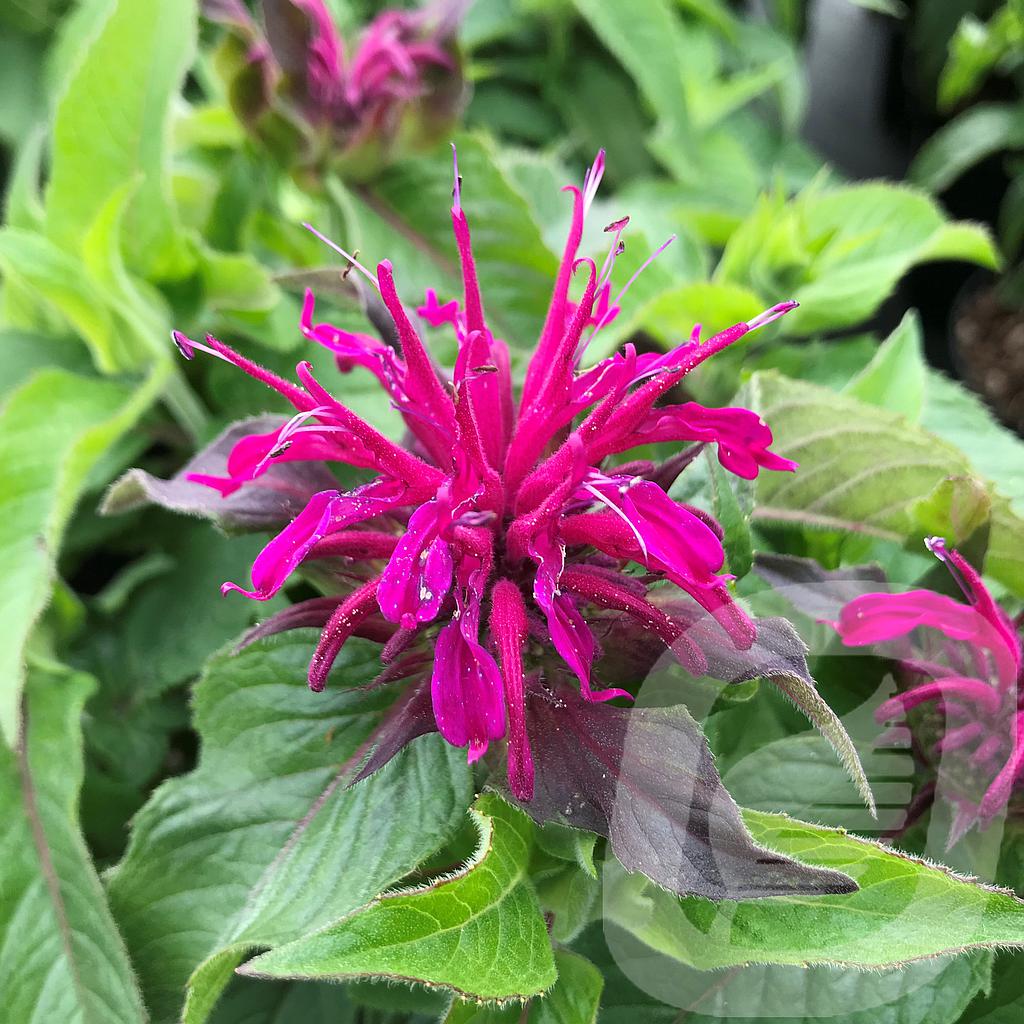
top-left (521, 184), bottom-right (585, 410)
top-left (626, 403), bottom-right (797, 480)
top-left (935, 722), bottom-right (985, 754)
top-left (837, 587), bottom-right (1018, 687)
top-left (979, 713), bottom-right (1024, 819)
top-left (927, 538), bottom-right (1022, 687)
top-left (294, 361), bottom-right (443, 493)
top-left (222, 489), bottom-right (340, 600)
top-left (308, 530), bottom-right (399, 560)
top-left (449, 147), bottom-right (485, 334)
top-left (491, 579), bottom-right (534, 800)
top-left (431, 614), bottom-right (506, 758)
top-left (560, 565), bottom-right (709, 675)
top-left (378, 501), bottom-right (454, 628)
top-left (308, 577), bottom-right (383, 692)
top-left (873, 677), bottom-right (1003, 723)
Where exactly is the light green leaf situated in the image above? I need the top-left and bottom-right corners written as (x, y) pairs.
top-left (531, 951), bottom-right (602, 1024)
top-left (747, 371), bottom-right (1024, 595)
top-left (844, 310), bottom-right (927, 420)
top-left (638, 280), bottom-right (765, 346)
top-left (0, 667), bottom-right (147, 1023)
top-left (917, 222), bottom-right (1005, 268)
top-left (105, 631), bottom-right (473, 1024)
top-left (921, 370), bottom-right (1024, 513)
top-left (719, 185), bottom-right (998, 335)
top-left (912, 474), bottom-right (992, 543)
top-left (910, 105), bottom-right (1024, 193)
top-left (45, 0), bottom-right (197, 280)
top-left (0, 228), bottom-right (128, 373)
top-left (241, 793), bottom-right (556, 1003)
top-left (199, 248), bottom-right (281, 313)
top-left (353, 133), bottom-right (559, 349)
top-left (604, 809), bottom-right (1024, 970)
top-left (0, 365), bottom-right (165, 745)
top-left (443, 951), bottom-right (602, 1024)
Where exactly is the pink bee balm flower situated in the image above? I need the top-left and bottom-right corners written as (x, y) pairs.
top-left (836, 538), bottom-right (1023, 844)
top-left (206, 0), bottom-right (466, 176)
top-left (174, 150), bottom-right (798, 799)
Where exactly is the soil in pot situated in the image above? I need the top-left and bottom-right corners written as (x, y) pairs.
top-left (954, 285), bottom-right (1024, 436)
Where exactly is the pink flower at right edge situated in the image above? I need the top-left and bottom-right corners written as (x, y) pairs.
top-left (835, 538), bottom-right (1023, 845)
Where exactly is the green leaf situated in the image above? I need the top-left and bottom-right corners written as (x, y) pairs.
top-left (535, 860), bottom-right (600, 944)
top-left (706, 449), bottom-right (754, 579)
top-left (570, 0), bottom-right (693, 180)
top-left (577, 922), bottom-right (993, 1024)
top-left (0, 30), bottom-right (45, 145)
top-left (443, 950), bottom-right (602, 1023)
top-left (0, 328), bottom-right (92, 400)
top-left (843, 310), bottom-right (927, 421)
top-left (718, 185), bottom-right (998, 335)
top-left (535, 822), bottom-right (598, 879)
top-left (638, 280), bottom-right (765, 347)
top-left (105, 631), bottom-right (473, 1023)
top-left (44, 0), bottom-right (197, 280)
top-left (208, 978), bottom-right (356, 1024)
top-left (962, 951), bottom-right (1024, 1023)
top-left (921, 370), bottom-right (1024, 513)
top-left (0, 228), bottom-right (130, 373)
top-left (747, 371), bottom-right (1024, 596)
top-left (723, 732), bottom-right (913, 836)
top-left (241, 792), bottom-right (557, 1002)
top-left (199, 247), bottom-right (281, 314)
top-left (0, 667), bottom-right (146, 1023)
top-left (88, 529), bottom-right (280, 697)
top-left (354, 133), bottom-right (559, 349)
top-left (911, 105), bottom-right (1024, 193)
top-left (604, 809), bottom-right (1024, 970)
top-left (0, 365), bottom-right (165, 745)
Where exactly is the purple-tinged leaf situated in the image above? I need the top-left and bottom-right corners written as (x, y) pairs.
top-left (101, 416), bottom-right (338, 531)
top-left (666, 603), bottom-right (875, 816)
top-left (509, 682), bottom-right (858, 899)
top-left (350, 679), bottom-right (437, 785)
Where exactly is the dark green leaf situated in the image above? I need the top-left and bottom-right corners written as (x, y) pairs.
top-left (105, 631), bottom-right (473, 1023)
top-left (577, 922), bottom-right (994, 1024)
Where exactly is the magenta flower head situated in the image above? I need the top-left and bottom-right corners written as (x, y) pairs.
top-left (171, 149), bottom-right (798, 801)
top-left (836, 538), bottom-right (1024, 844)
top-left (205, 0), bottom-right (466, 178)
